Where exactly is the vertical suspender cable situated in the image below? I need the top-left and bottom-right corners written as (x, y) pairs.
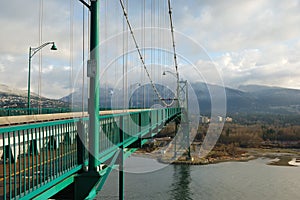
top-left (115, 0), bottom-right (117, 98)
top-left (122, 1), bottom-right (125, 109)
top-left (158, 0), bottom-right (161, 90)
top-left (82, 3), bottom-right (85, 114)
top-left (104, 0), bottom-right (107, 110)
top-left (38, 0), bottom-right (43, 112)
top-left (123, 0), bottom-right (128, 109)
top-left (119, 0), bottom-right (175, 107)
top-left (142, 0), bottom-right (145, 108)
top-left (126, 0), bottom-right (129, 109)
top-left (87, 2), bottom-right (90, 101)
top-left (70, 0), bottom-right (74, 109)
top-left (163, 0), bottom-right (167, 100)
top-left (153, 0), bottom-right (156, 106)
top-left (150, 0), bottom-right (153, 107)
top-left (124, 0), bottom-right (128, 109)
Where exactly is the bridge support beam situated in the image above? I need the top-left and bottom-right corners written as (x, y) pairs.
top-left (74, 171), bottom-right (101, 200)
top-left (174, 118), bottom-right (180, 158)
top-left (77, 120), bottom-right (86, 165)
top-left (87, 0), bottom-right (100, 171)
top-left (127, 137), bottom-right (142, 148)
top-left (74, 1), bottom-right (103, 199)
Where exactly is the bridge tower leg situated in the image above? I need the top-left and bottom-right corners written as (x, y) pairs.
top-left (173, 118), bottom-right (179, 158)
top-left (179, 80), bottom-right (191, 159)
top-left (74, 1), bottom-right (102, 199)
top-left (87, 0), bottom-right (100, 173)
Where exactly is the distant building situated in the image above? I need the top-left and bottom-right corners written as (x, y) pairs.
top-left (200, 116), bottom-right (210, 124)
top-left (217, 116), bottom-right (223, 122)
top-left (225, 117), bottom-right (233, 122)
top-left (200, 116), bottom-right (232, 123)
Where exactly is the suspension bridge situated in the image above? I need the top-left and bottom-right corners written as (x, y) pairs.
top-left (0, 0), bottom-right (191, 199)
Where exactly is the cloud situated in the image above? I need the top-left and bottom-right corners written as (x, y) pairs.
top-left (0, 63), bottom-right (4, 72)
top-left (0, 0), bottom-right (87, 98)
top-left (213, 42), bottom-right (300, 89)
top-left (1, 0), bottom-right (300, 100)
top-left (174, 0), bottom-right (300, 52)
top-left (171, 0), bottom-right (300, 89)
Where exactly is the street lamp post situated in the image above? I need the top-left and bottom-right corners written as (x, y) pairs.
top-left (28, 42), bottom-right (57, 113)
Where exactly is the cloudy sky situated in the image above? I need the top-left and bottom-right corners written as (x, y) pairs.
top-left (1, 0), bottom-right (300, 99)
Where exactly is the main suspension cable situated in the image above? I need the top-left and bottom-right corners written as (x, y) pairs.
top-left (167, 0), bottom-right (180, 95)
top-left (119, 0), bottom-right (175, 107)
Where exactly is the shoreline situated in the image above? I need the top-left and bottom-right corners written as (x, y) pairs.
top-left (135, 147), bottom-right (300, 167)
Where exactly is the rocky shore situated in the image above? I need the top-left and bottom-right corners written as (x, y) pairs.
top-left (175, 148), bottom-right (299, 166)
top-left (135, 146), bottom-right (300, 167)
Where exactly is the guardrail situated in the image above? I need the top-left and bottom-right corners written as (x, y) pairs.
top-left (0, 107), bottom-right (181, 199)
top-left (0, 108), bottom-right (76, 117)
top-left (0, 118), bottom-right (82, 199)
top-left (0, 107), bottom-right (143, 117)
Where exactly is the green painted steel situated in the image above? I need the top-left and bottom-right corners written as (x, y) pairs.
top-left (85, 150), bottom-right (120, 200)
top-left (0, 107), bottom-right (120, 117)
top-left (22, 167), bottom-right (81, 200)
top-left (32, 174), bottom-right (76, 200)
top-left (0, 118), bottom-right (83, 199)
top-left (0, 107), bottom-right (181, 199)
top-left (88, 0), bottom-right (100, 172)
top-left (0, 107), bottom-right (79, 116)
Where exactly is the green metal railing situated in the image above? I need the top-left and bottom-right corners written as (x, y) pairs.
top-left (0, 107), bottom-right (181, 199)
top-left (96, 108), bottom-right (181, 163)
top-left (0, 119), bottom-right (81, 199)
top-left (0, 108), bottom-right (78, 116)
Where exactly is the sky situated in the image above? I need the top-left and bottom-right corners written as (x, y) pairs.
top-left (1, 0), bottom-right (300, 99)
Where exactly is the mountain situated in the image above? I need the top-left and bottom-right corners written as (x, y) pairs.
top-left (60, 82), bottom-right (300, 115)
top-left (60, 86), bottom-right (116, 109)
top-left (0, 84), bottom-right (28, 97)
top-left (239, 84), bottom-right (300, 106)
top-left (0, 84), bottom-right (68, 109)
top-left (237, 84), bottom-right (300, 114)
top-left (191, 82), bottom-right (257, 114)
top-left (60, 84), bottom-right (175, 109)
top-left (2, 82), bottom-right (299, 115)
top-left (192, 82), bottom-right (300, 115)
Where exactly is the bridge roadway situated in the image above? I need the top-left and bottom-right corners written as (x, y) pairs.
top-left (0, 109), bottom-right (152, 127)
top-left (0, 107), bottom-right (181, 199)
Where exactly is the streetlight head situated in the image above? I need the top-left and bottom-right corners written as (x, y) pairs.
top-left (50, 43), bottom-right (57, 50)
top-left (162, 71), bottom-right (166, 76)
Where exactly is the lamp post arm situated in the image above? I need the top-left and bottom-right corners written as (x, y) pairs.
top-left (30, 42), bottom-right (55, 58)
top-left (163, 70), bottom-right (177, 78)
top-left (27, 41), bottom-right (56, 112)
top-left (27, 47), bottom-right (32, 111)
top-left (78, 0), bottom-right (91, 10)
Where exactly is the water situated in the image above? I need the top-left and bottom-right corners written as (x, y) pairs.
top-left (97, 158), bottom-right (300, 200)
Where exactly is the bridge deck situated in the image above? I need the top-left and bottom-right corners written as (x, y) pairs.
top-left (0, 108), bottom-right (181, 199)
top-left (0, 109), bottom-right (150, 127)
